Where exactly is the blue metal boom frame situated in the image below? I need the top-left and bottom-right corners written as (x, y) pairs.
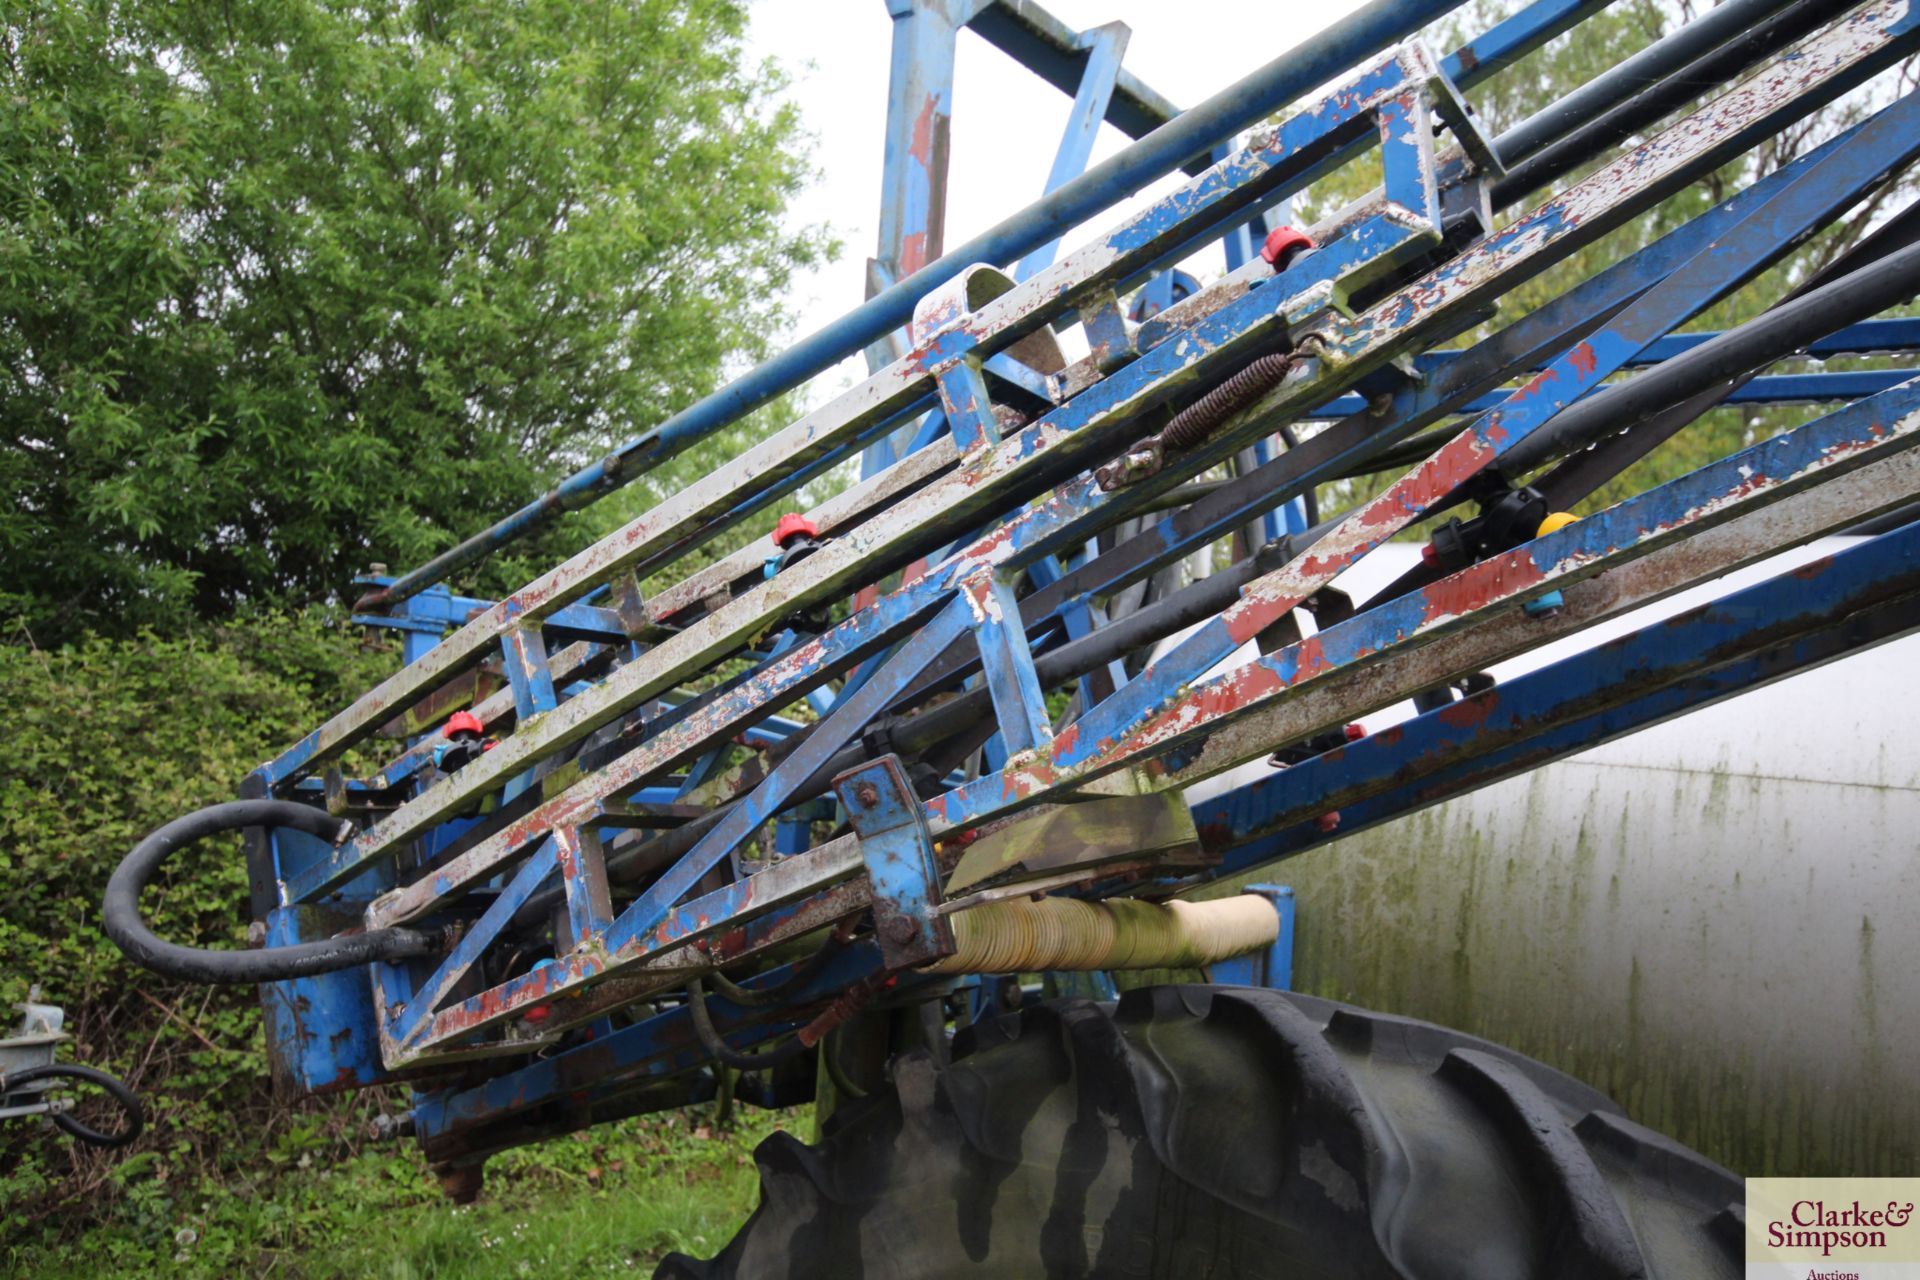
top-left (109, 0), bottom-right (1920, 1175)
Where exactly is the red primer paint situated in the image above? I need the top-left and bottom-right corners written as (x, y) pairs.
top-left (1293, 634), bottom-right (1330, 683)
top-left (908, 94), bottom-right (939, 166)
top-left (900, 231), bottom-right (930, 277)
top-left (1437, 696), bottom-right (1497, 730)
top-left (1420, 554), bottom-right (1549, 626)
top-left (1225, 602), bottom-right (1284, 648)
top-left (1001, 762), bottom-right (1053, 802)
top-left (1791, 556), bottom-right (1836, 581)
top-left (1568, 341), bottom-right (1598, 379)
top-left (1125, 662), bottom-right (1289, 756)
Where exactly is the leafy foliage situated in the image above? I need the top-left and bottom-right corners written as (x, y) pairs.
top-left (0, 611), bottom-right (396, 1238)
top-left (6, 1098), bottom-right (795, 1277)
top-left (0, 0), bottom-right (828, 639)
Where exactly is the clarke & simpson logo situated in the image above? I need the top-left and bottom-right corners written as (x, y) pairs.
top-left (1768, 1199), bottom-right (1915, 1255)
top-left (1747, 1179), bottom-right (1920, 1279)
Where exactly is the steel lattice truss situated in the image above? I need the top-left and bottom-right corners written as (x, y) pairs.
top-left (210, 0), bottom-right (1920, 1167)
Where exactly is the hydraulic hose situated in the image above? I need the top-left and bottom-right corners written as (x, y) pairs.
top-left (1539, 196), bottom-right (1920, 508)
top-left (700, 926), bottom-right (852, 1007)
top-left (684, 978), bottom-right (815, 1070)
top-left (685, 972), bottom-right (884, 1072)
top-left (820, 1029), bottom-right (869, 1100)
top-left (1505, 235), bottom-right (1920, 480)
top-left (1278, 424), bottom-right (1319, 525)
top-left (2, 1063), bottom-right (146, 1148)
top-left (104, 800), bottom-right (442, 984)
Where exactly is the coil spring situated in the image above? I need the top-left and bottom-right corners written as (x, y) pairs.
top-left (1161, 351), bottom-right (1296, 452)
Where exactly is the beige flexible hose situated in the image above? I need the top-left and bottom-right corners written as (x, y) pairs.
top-left (919, 894), bottom-right (1277, 974)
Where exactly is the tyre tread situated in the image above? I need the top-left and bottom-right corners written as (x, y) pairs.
top-left (659, 986), bottom-right (1742, 1279)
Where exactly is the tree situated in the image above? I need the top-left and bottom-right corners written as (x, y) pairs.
top-left (0, 0), bottom-right (828, 640)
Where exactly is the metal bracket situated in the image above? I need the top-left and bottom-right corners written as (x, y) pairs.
top-left (834, 754), bottom-right (954, 969)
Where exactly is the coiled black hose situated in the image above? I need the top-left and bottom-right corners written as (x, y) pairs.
top-left (103, 800), bottom-right (442, 984)
top-left (2, 1063), bottom-right (145, 1148)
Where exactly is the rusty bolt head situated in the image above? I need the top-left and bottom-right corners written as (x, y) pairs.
top-left (880, 916), bottom-right (918, 945)
top-left (853, 781), bottom-right (880, 808)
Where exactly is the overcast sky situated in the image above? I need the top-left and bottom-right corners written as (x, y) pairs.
top-left (742, 0), bottom-right (1370, 381)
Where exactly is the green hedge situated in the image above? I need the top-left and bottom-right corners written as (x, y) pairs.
top-left (0, 613), bottom-right (396, 1239)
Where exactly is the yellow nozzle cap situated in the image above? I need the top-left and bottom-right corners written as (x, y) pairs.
top-left (1537, 511), bottom-right (1578, 537)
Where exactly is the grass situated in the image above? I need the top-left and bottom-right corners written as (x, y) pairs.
top-left (7, 1104), bottom-right (792, 1278)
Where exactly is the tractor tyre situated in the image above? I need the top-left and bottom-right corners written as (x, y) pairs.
top-left (657, 985), bottom-right (1743, 1279)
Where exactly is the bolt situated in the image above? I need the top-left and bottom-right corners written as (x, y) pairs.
top-left (880, 916), bottom-right (918, 945)
top-left (368, 1111), bottom-right (415, 1141)
top-left (246, 919), bottom-right (268, 948)
top-left (1315, 811), bottom-right (1342, 834)
top-left (853, 781), bottom-right (880, 808)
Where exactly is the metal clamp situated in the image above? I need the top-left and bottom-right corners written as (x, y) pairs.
top-left (833, 755), bottom-right (954, 969)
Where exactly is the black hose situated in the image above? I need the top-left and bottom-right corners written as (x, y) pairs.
top-left (3, 1063), bottom-right (145, 1149)
top-left (821, 1029), bottom-right (869, 1100)
top-left (1492, 0), bottom-right (1830, 209)
top-left (1540, 196), bottom-right (1920, 508)
top-left (1489, 0), bottom-right (1799, 171)
top-left (701, 969), bottom-right (789, 1008)
top-left (104, 800), bottom-right (442, 984)
top-left (1308, 211), bottom-right (1920, 618)
top-left (1505, 236), bottom-right (1920, 480)
top-left (684, 977), bottom-right (813, 1071)
top-left (701, 931), bottom-right (849, 1007)
top-left (1278, 424), bottom-right (1319, 525)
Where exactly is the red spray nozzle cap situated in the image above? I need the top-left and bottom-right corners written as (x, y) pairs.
top-left (773, 513), bottom-right (818, 548)
top-left (1260, 226), bottom-right (1315, 269)
top-left (445, 710), bottom-right (485, 737)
